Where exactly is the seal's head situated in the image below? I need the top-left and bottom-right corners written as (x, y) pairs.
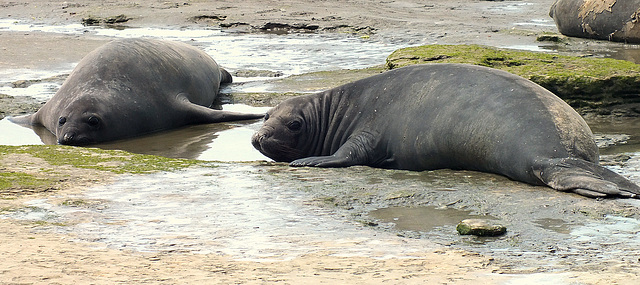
top-left (55, 113), bottom-right (103, 145)
top-left (51, 96), bottom-right (119, 146)
top-left (251, 101), bottom-right (311, 162)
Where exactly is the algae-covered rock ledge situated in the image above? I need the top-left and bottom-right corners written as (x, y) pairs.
top-left (386, 45), bottom-right (640, 115)
top-left (0, 145), bottom-right (202, 199)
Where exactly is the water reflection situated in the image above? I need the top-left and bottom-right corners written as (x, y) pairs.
top-left (0, 118), bottom-right (45, 145)
top-left (95, 123), bottom-right (235, 160)
top-left (588, 117), bottom-right (640, 155)
top-left (0, 105), bottom-right (271, 162)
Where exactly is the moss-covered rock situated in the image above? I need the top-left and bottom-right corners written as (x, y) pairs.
top-left (385, 45), bottom-right (640, 109)
top-left (456, 219), bottom-right (507, 237)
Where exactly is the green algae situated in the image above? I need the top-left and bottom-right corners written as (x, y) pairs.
top-left (385, 44), bottom-right (640, 108)
top-left (0, 145), bottom-right (201, 174)
top-left (456, 219), bottom-right (507, 237)
top-left (0, 172), bottom-right (55, 192)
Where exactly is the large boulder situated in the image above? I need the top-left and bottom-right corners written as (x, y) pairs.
top-left (550, 0), bottom-right (640, 43)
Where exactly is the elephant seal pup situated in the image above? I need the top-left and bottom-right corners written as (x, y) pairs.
top-left (549, 0), bottom-right (640, 43)
top-left (252, 64), bottom-right (640, 198)
top-left (10, 38), bottom-right (262, 145)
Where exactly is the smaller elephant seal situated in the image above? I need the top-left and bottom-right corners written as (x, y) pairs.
top-left (10, 38), bottom-right (263, 145)
top-left (252, 64), bottom-right (640, 199)
top-left (550, 0), bottom-right (640, 43)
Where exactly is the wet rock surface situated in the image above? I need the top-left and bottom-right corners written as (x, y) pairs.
top-left (0, 93), bottom-right (43, 120)
top-left (456, 219), bottom-right (507, 237)
top-left (81, 14), bottom-right (131, 26)
top-left (253, 164), bottom-right (640, 273)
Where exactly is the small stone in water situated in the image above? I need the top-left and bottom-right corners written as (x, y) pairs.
top-left (456, 219), bottom-right (506, 237)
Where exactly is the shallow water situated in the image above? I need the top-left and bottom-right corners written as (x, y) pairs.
top-left (0, 19), bottom-right (401, 78)
top-left (6, 166), bottom-right (436, 261)
top-left (0, 105), bottom-right (270, 161)
top-left (0, 116), bottom-right (260, 164)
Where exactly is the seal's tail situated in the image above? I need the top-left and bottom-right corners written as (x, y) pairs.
top-left (534, 158), bottom-right (640, 198)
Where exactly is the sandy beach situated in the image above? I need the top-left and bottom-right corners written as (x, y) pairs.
top-left (2, 1), bottom-right (640, 284)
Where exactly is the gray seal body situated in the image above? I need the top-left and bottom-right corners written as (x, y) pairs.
top-left (11, 38), bottom-right (262, 145)
top-left (252, 64), bottom-right (640, 198)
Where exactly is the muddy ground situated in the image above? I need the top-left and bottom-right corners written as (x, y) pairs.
top-left (2, 0), bottom-right (640, 284)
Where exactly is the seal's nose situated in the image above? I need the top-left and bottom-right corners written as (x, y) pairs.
top-left (59, 132), bottom-right (76, 145)
top-left (251, 128), bottom-right (273, 148)
top-left (251, 132), bottom-right (265, 149)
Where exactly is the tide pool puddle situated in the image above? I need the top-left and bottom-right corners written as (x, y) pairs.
top-left (369, 206), bottom-right (495, 232)
top-left (533, 218), bottom-right (576, 234)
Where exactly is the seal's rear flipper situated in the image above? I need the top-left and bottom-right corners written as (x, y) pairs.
top-left (7, 114), bottom-right (34, 126)
top-left (194, 108), bottom-right (264, 123)
top-left (534, 158), bottom-right (640, 198)
top-left (177, 93), bottom-right (264, 123)
top-left (220, 68), bottom-right (233, 84)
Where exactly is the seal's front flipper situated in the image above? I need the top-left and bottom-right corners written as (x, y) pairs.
top-left (291, 131), bottom-right (379, 168)
top-left (534, 158), bottom-right (640, 198)
top-left (290, 154), bottom-right (356, 167)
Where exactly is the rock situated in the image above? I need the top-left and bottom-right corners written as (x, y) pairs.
top-left (536, 34), bottom-right (566, 43)
top-left (385, 45), bottom-right (640, 110)
top-left (190, 15), bottom-right (227, 23)
top-left (81, 16), bottom-right (101, 26)
top-left (104, 14), bottom-right (131, 24)
top-left (232, 69), bottom-right (284, 78)
top-left (456, 219), bottom-right (507, 237)
top-left (593, 134), bottom-right (630, 148)
top-left (256, 22), bottom-right (320, 33)
top-left (82, 14), bottom-right (131, 26)
top-left (11, 80), bottom-right (30, 88)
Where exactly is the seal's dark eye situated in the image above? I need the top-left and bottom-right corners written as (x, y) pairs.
top-left (58, 116), bottom-right (66, 126)
top-left (87, 116), bottom-right (100, 127)
top-left (287, 120), bottom-right (302, 131)
top-left (264, 113), bottom-right (270, 121)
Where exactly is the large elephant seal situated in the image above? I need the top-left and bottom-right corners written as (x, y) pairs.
top-left (550, 0), bottom-right (640, 43)
top-left (252, 64), bottom-right (640, 198)
top-left (10, 38), bottom-right (262, 145)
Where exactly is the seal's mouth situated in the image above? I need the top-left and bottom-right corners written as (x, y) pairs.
top-left (251, 131), bottom-right (303, 162)
top-left (58, 132), bottom-right (93, 146)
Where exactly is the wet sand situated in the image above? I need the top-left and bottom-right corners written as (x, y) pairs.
top-left (2, 0), bottom-right (640, 284)
top-left (0, 0), bottom-right (560, 71)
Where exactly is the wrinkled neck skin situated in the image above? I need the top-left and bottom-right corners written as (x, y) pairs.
top-left (301, 84), bottom-right (370, 157)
